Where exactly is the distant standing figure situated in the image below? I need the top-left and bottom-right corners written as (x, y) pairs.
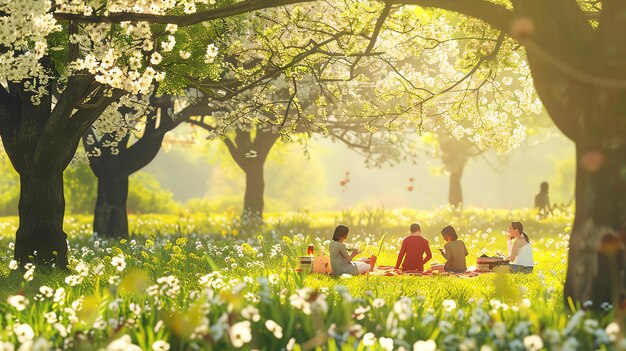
top-left (395, 223), bottom-right (432, 272)
top-left (329, 225), bottom-right (370, 275)
top-left (438, 225), bottom-right (469, 273)
top-left (507, 221), bottom-right (534, 273)
top-left (534, 181), bottom-right (553, 216)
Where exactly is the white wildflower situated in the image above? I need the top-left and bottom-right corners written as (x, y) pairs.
top-left (111, 255), bottom-right (126, 272)
top-left (7, 295), bottom-right (28, 311)
top-left (379, 337), bottom-right (394, 351)
top-left (413, 340), bottom-right (436, 351)
top-left (443, 299), bottom-right (457, 312)
top-left (606, 322), bottom-right (620, 341)
top-left (523, 335), bottom-right (543, 351)
top-left (106, 335), bottom-right (141, 351)
top-left (13, 323), bottom-right (34, 343)
top-left (265, 320), bottom-right (283, 339)
top-left (363, 333), bottom-right (376, 347)
top-left (229, 321), bottom-right (252, 348)
top-left (152, 340), bottom-right (170, 351)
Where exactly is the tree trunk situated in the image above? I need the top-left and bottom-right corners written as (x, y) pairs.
top-left (86, 106), bottom-right (169, 239)
top-left (93, 174), bottom-right (129, 238)
top-left (439, 134), bottom-right (472, 209)
top-left (14, 171), bottom-right (68, 268)
top-left (564, 145), bottom-right (626, 307)
top-left (242, 160), bottom-right (265, 225)
top-left (449, 169), bottom-right (464, 208)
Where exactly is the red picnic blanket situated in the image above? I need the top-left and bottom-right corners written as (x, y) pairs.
top-left (369, 266), bottom-right (483, 277)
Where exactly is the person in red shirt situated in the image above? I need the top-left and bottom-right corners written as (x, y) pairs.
top-left (395, 222), bottom-right (432, 272)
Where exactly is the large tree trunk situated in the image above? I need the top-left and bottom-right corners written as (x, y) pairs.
top-left (564, 144), bottom-right (626, 307)
top-left (448, 169), bottom-right (464, 208)
top-left (85, 101), bottom-right (172, 239)
top-left (513, 2), bottom-right (626, 306)
top-left (93, 174), bottom-right (129, 238)
top-left (221, 128), bottom-right (279, 226)
top-left (14, 171), bottom-right (68, 268)
top-left (242, 160), bottom-right (265, 225)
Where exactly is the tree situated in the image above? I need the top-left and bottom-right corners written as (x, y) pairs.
top-left (186, 1), bottom-right (535, 223)
top-left (179, 2), bottom-right (404, 223)
top-left (203, 123), bottom-right (279, 225)
top-left (83, 98), bottom-right (174, 238)
top-left (434, 133), bottom-right (480, 207)
top-left (0, 0), bottom-right (274, 267)
top-left (376, 0), bottom-right (625, 310)
top-left (60, 1), bottom-right (528, 230)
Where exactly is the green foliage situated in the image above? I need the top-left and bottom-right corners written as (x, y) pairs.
top-left (64, 161), bottom-right (97, 215)
top-left (157, 21), bottom-right (224, 94)
top-left (63, 162), bottom-right (181, 215)
top-left (184, 195), bottom-right (243, 214)
top-left (0, 152), bottom-right (19, 216)
top-left (206, 141), bottom-right (336, 212)
top-left (128, 172), bottom-right (180, 214)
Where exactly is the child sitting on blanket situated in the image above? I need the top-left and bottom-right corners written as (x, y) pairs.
top-left (438, 225), bottom-right (469, 273)
top-left (395, 222), bottom-right (432, 272)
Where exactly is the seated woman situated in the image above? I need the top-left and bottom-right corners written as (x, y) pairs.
top-left (329, 225), bottom-right (370, 275)
top-left (395, 222), bottom-right (432, 272)
top-left (507, 221), bottom-right (534, 273)
top-left (438, 225), bottom-right (469, 273)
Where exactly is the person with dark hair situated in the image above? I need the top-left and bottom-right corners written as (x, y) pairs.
top-left (535, 181), bottom-right (553, 217)
top-left (329, 225), bottom-right (370, 275)
top-left (438, 225), bottom-right (469, 273)
top-left (395, 222), bottom-right (432, 272)
top-left (507, 221), bottom-right (534, 273)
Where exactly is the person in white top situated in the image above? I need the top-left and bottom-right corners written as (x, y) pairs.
top-left (507, 221), bottom-right (534, 273)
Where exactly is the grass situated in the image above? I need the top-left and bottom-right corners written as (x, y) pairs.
top-left (0, 207), bottom-right (623, 350)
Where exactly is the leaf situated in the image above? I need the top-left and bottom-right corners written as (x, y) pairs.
top-left (376, 232), bottom-right (387, 258)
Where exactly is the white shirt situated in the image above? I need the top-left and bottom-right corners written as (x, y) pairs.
top-left (513, 242), bottom-right (534, 267)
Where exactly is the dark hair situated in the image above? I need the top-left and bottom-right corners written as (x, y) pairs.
top-left (511, 221), bottom-right (530, 243)
top-left (540, 182), bottom-right (549, 194)
top-left (410, 222), bottom-right (421, 233)
top-left (441, 225), bottom-right (458, 241)
top-left (332, 225), bottom-right (349, 241)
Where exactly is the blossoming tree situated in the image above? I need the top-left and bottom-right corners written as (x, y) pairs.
top-left (0, 0), bottom-right (305, 267)
top-left (383, 0), bottom-right (625, 312)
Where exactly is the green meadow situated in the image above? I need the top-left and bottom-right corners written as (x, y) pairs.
top-left (0, 208), bottom-right (621, 350)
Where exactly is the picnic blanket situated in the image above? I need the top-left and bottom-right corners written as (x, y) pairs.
top-left (368, 265), bottom-right (484, 277)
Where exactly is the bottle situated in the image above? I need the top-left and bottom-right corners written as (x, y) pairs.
top-left (307, 244), bottom-right (314, 256)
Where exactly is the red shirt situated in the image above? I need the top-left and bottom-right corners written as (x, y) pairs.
top-left (395, 235), bottom-right (432, 271)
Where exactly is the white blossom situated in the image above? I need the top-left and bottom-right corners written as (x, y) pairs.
top-left (229, 321), bottom-right (252, 348)
top-left (265, 320), bottom-right (283, 339)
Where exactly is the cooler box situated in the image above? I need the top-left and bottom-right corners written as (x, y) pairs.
top-left (300, 256), bottom-right (314, 273)
top-left (476, 257), bottom-right (508, 272)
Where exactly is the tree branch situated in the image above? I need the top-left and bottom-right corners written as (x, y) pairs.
top-left (187, 117), bottom-right (217, 133)
top-left (123, 124), bottom-right (167, 175)
top-left (54, 0), bottom-right (317, 26)
top-left (350, 1), bottom-right (393, 78)
top-left (222, 136), bottom-right (246, 171)
top-left (393, 0), bottom-right (514, 33)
